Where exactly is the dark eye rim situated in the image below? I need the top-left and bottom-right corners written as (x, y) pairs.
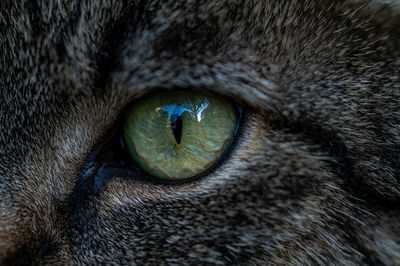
top-left (79, 91), bottom-right (245, 189)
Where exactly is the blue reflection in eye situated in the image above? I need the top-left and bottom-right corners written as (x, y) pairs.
top-left (160, 99), bottom-right (210, 122)
top-left (160, 104), bottom-right (190, 119)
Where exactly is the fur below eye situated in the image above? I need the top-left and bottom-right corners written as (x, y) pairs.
top-left (122, 90), bottom-right (240, 181)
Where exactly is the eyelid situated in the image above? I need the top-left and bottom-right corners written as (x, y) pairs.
top-left (111, 59), bottom-right (278, 110)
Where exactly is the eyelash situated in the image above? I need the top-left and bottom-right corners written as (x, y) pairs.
top-left (79, 95), bottom-right (245, 189)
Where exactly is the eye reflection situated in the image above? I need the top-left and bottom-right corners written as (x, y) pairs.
top-left (160, 98), bottom-right (209, 122)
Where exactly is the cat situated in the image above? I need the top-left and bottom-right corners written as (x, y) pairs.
top-left (0, 0), bottom-right (399, 265)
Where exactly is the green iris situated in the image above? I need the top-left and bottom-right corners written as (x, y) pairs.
top-left (123, 90), bottom-right (239, 180)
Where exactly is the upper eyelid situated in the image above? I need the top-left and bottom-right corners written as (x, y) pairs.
top-left (108, 60), bottom-right (279, 112)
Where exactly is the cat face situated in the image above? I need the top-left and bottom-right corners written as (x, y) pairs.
top-left (0, 0), bottom-right (399, 264)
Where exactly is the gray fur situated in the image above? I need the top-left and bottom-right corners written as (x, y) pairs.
top-left (0, 0), bottom-right (399, 265)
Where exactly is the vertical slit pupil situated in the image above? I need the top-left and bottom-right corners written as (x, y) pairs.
top-left (170, 114), bottom-right (183, 144)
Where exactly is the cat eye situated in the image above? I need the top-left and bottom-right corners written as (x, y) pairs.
top-left (122, 90), bottom-right (240, 181)
top-left (82, 89), bottom-right (242, 185)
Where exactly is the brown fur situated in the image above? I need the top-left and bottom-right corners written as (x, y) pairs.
top-left (0, 0), bottom-right (399, 264)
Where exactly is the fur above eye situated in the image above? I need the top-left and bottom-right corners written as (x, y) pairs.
top-left (122, 90), bottom-right (240, 181)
